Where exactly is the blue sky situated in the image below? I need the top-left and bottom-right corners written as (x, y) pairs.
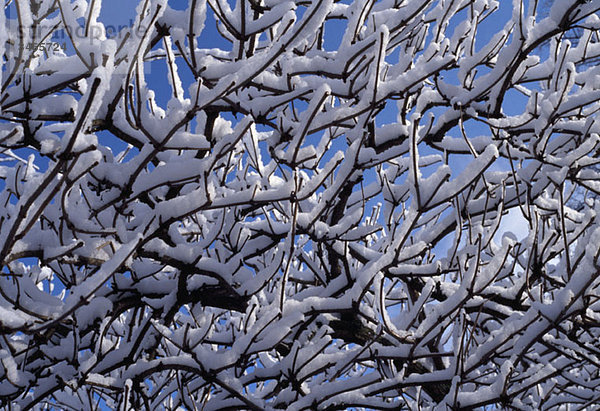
top-left (0, 1), bottom-right (556, 408)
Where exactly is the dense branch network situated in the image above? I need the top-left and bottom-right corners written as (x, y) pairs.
top-left (1, 0), bottom-right (600, 409)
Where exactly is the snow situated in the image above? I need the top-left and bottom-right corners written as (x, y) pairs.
top-left (2, 0), bottom-right (600, 408)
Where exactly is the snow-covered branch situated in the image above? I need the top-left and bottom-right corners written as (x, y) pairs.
top-left (1, 0), bottom-right (600, 408)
